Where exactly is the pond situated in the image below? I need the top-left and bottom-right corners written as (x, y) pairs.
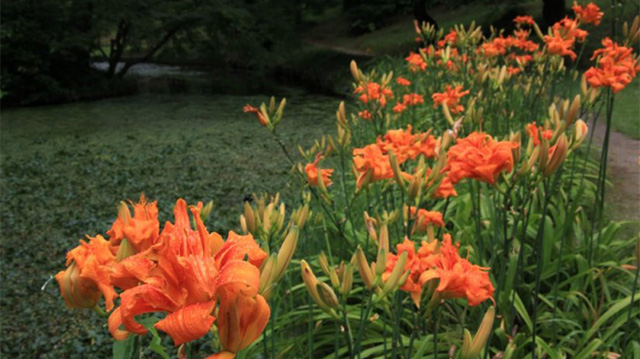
top-left (0, 69), bottom-right (340, 358)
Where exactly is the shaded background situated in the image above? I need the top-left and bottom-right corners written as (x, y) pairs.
top-left (1, 0), bottom-right (639, 357)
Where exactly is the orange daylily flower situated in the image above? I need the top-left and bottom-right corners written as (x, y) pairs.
top-left (513, 15), bottom-right (535, 25)
top-left (422, 235), bottom-right (495, 306)
top-left (396, 77), bottom-right (411, 86)
top-left (402, 93), bottom-right (424, 106)
top-left (572, 2), bottom-right (603, 26)
top-left (383, 235), bottom-right (494, 307)
top-left (352, 144), bottom-right (394, 189)
top-left (243, 105), bottom-right (269, 127)
top-left (544, 17), bottom-right (588, 60)
top-left (108, 200), bottom-right (266, 346)
top-left (446, 132), bottom-right (519, 185)
top-left (376, 125), bottom-right (438, 163)
top-left (393, 102), bottom-right (408, 114)
top-left (432, 85), bottom-right (470, 115)
top-left (401, 168), bottom-right (458, 199)
top-left (405, 52), bottom-right (427, 72)
top-left (478, 36), bottom-right (511, 57)
top-left (55, 235), bottom-right (117, 311)
top-left (305, 153), bottom-right (334, 187)
top-left (410, 207), bottom-right (445, 233)
top-left (107, 194), bottom-right (159, 253)
top-left (383, 238), bottom-right (439, 306)
top-left (527, 122), bottom-right (553, 146)
top-left (437, 29), bottom-right (458, 48)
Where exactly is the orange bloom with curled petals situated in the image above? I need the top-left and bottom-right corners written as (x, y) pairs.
top-left (396, 77), bottom-right (411, 86)
top-left (513, 15), bottom-right (535, 25)
top-left (585, 38), bottom-right (640, 93)
top-left (108, 200), bottom-right (267, 348)
top-left (383, 235), bottom-right (494, 307)
top-left (421, 235), bottom-right (495, 306)
top-left (446, 132), bottom-right (519, 185)
top-left (107, 194), bottom-right (159, 253)
top-left (432, 85), bottom-right (470, 115)
top-left (527, 122), bottom-right (553, 146)
top-left (352, 144), bottom-right (394, 189)
top-left (376, 126), bottom-right (417, 163)
top-left (55, 235), bottom-right (117, 311)
top-left (376, 125), bottom-right (438, 163)
top-left (305, 154), bottom-right (334, 187)
top-left (405, 52), bottom-right (427, 72)
top-left (243, 105), bottom-right (269, 127)
top-left (572, 2), bottom-right (603, 26)
top-left (410, 207), bottom-right (445, 233)
top-left (544, 34), bottom-right (578, 60)
top-left (383, 238), bottom-right (439, 306)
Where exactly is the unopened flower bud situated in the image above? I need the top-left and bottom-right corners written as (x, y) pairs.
top-left (571, 119), bottom-right (588, 149)
top-left (355, 247), bottom-right (375, 290)
top-left (460, 306), bottom-right (495, 359)
top-left (544, 134), bottom-right (568, 177)
top-left (316, 282), bottom-right (340, 308)
top-left (380, 251), bottom-right (408, 299)
top-left (341, 264), bottom-right (354, 296)
top-left (274, 227), bottom-right (298, 281)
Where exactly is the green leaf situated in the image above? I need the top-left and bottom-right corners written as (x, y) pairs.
top-left (585, 291), bottom-right (640, 341)
top-left (573, 338), bottom-right (601, 359)
top-left (513, 293), bottom-right (532, 332)
top-left (139, 317), bottom-right (171, 359)
top-left (113, 335), bottom-right (136, 359)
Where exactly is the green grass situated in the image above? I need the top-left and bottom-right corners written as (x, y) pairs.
top-left (611, 78), bottom-right (640, 139)
top-left (0, 91), bottom-right (337, 358)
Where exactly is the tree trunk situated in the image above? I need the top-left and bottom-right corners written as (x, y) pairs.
top-left (413, 0), bottom-right (438, 31)
top-left (542, 0), bottom-right (567, 27)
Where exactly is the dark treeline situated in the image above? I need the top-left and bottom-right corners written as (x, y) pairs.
top-left (1, 0), bottom-right (567, 106)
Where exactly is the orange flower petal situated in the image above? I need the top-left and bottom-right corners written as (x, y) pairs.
top-left (155, 301), bottom-right (216, 346)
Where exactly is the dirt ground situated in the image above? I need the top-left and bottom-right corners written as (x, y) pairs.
top-left (592, 121), bottom-right (640, 223)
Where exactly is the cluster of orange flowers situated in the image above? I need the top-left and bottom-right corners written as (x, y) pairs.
top-left (446, 132), bottom-right (519, 185)
top-left (352, 125), bottom-right (442, 189)
top-left (393, 93), bottom-right (425, 113)
top-left (585, 37), bottom-right (640, 93)
top-left (572, 1), bottom-right (604, 26)
top-left (432, 85), bottom-right (470, 115)
top-left (354, 82), bottom-right (393, 107)
top-left (405, 52), bottom-right (427, 72)
top-left (56, 197), bottom-right (270, 359)
top-left (544, 17), bottom-right (589, 60)
top-left (478, 31), bottom-right (539, 58)
top-left (383, 235), bottom-right (494, 307)
top-left (376, 125), bottom-right (438, 162)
